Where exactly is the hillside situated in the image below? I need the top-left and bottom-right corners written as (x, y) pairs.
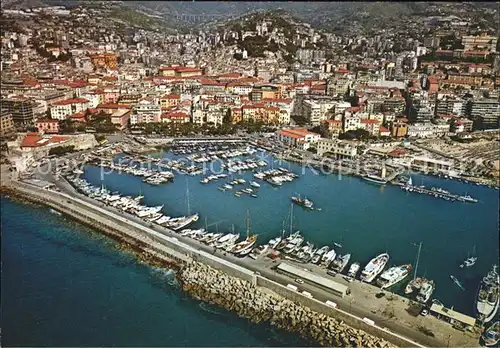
top-left (214, 10), bottom-right (328, 63)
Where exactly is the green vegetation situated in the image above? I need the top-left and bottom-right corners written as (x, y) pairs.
top-left (109, 8), bottom-right (179, 32)
top-left (339, 129), bottom-right (371, 141)
top-left (49, 145), bottom-right (75, 156)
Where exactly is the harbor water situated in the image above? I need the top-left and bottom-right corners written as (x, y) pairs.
top-left (82, 150), bottom-right (499, 316)
top-left (1, 196), bottom-right (307, 347)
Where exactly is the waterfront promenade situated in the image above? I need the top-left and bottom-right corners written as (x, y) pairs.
top-left (1, 166), bottom-right (480, 347)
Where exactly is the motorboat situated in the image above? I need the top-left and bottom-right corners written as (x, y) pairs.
top-left (311, 246), bottom-right (329, 264)
top-left (476, 265), bottom-right (500, 324)
top-left (481, 321), bottom-right (500, 347)
top-left (329, 254), bottom-right (351, 274)
top-left (376, 264), bottom-right (412, 289)
top-left (416, 279), bottom-right (435, 303)
top-left (321, 249), bottom-right (337, 267)
top-left (360, 253), bottom-right (389, 283)
top-left (347, 262), bottom-right (360, 278)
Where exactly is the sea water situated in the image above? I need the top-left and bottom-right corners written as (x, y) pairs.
top-left (82, 151), bottom-right (499, 316)
top-left (1, 197), bottom-right (307, 346)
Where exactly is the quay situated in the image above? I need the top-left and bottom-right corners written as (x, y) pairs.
top-left (0, 173), bottom-right (481, 347)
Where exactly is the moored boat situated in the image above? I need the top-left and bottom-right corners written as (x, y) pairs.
top-left (376, 264), bottom-right (412, 289)
top-left (360, 253), bottom-right (389, 283)
top-left (416, 279), bottom-right (435, 303)
top-left (347, 262), bottom-right (360, 279)
top-left (330, 254), bottom-right (351, 273)
top-left (476, 265), bottom-right (500, 324)
top-left (481, 321), bottom-right (500, 347)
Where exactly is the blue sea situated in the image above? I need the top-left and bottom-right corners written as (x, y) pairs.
top-left (1, 197), bottom-right (307, 347)
top-left (2, 150), bottom-right (499, 345)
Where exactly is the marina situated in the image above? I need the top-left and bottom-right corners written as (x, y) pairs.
top-left (75, 146), bottom-right (499, 321)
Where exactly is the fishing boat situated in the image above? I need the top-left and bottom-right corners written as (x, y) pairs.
top-left (275, 204), bottom-right (300, 251)
top-left (460, 246), bottom-right (477, 268)
top-left (481, 321), bottom-right (500, 347)
top-left (360, 253), bottom-right (389, 283)
top-left (377, 264), bottom-right (412, 289)
top-left (291, 195), bottom-right (314, 209)
top-left (476, 265), bottom-right (500, 324)
top-left (405, 277), bottom-right (425, 294)
top-left (268, 236), bottom-right (282, 249)
top-left (416, 279), bottom-right (435, 303)
top-left (329, 254), bottom-right (351, 273)
top-left (451, 275), bottom-right (465, 291)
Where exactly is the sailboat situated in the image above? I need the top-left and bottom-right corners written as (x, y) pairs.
top-left (460, 245), bottom-right (477, 268)
top-left (275, 204), bottom-right (300, 250)
top-left (230, 209), bottom-right (258, 255)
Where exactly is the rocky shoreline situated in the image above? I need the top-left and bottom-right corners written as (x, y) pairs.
top-left (179, 261), bottom-right (396, 348)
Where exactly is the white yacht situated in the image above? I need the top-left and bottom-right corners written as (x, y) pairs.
top-left (360, 253), bottom-right (389, 283)
top-left (321, 249), bottom-right (337, 267)
top-left (347, 262), bottom-right (361, 278)
top-left (376, 264), bottom-right (412, 289)
top-left (416, 279), bottom-right (435, 303)
top-left (329, 254), bottom-right (351, 273)
top-left (476, 265), bottom-right (500, 323)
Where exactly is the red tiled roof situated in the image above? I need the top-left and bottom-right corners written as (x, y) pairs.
top-left (20, 135), bottom-right (69, 148)
top-left (162, 94), bottom-right (180, 100)
top-left (97, 103), bottom-right (132, 109)
top-left (52, 98), bottom-right (89, 106)
top-left (279, 128), bottom-right (318, 139)
top-left (36, 118), bottom-right (58, 124)
top-left (379, 125), bottom-right (390, 133)
top-left (360, 119), bottom-right (380, 124)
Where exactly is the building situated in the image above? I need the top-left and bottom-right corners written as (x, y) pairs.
top-left (277, 128), bottom-right (321, 150)
top-left (391, 121), bottom-right (408, 137)
top-left (326, 119), bottom-right (342, 138)
top-left (1, 97), bottom-right (35, 127)
top-left (316, 139), bottom-right (358, 159)
top-left (468, 99), bottom-right (500, 130)
top-left (110, 109), bottom-right (131, 130)
top-left (130, 100), bottom-right (161, 124)
top-left (50, 98), bottom-right (89, 120)
top-left (461, 34), bottom-right (498, 53)
top-left (160, 94), bottom-right (181, 108)
top-left (407, 123), bottom-right (450, 138)
top-left (0, 111), bottom-right (15, 136)
top-left (159, 66), bottom-right (203, 77)
top-left (36, 118), bottom-right (60, 134)
top-left (359, 119), bottom-right (381, 136)
top-left (88, 53), bottom-right (118, 70)
top-left (161, 111), bottom-right (191, 124)
top-left (250, 85), bottom-right (279, 102)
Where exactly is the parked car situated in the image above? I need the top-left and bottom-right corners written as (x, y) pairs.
top-left (295, 278), bottom-right (304, 284)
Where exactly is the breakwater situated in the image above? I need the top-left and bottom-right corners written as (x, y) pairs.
top-left (180, 261), bottom-right (395, 347)
top-left (1, 179), bottom-right (436, 347)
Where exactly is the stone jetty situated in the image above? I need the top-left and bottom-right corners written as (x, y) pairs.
top-left (179, 262), bottom-right (396, 348)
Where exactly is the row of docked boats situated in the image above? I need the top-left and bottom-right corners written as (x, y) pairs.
top-left (177, 210), bottom-right (259, 257)
top-left (66, 176), bottom-right (199, 231)
top-left (400, 177), bottom-right (478, 203)
top-left (223, 158), bottom-right (268, 172)
top-left (186, 146), bottom-right (258, 162)
top-left (253, 167), bottom-right (299, 187)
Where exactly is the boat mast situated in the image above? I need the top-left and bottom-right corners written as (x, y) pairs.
top-left (245, 209), bottom-right (250, 239)
top-left (186, 178), bottom-right (191, 215)
top-left (413, 242), bottom-right (422, 281)
top-left (289, 203), bottom-right (293, 236)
